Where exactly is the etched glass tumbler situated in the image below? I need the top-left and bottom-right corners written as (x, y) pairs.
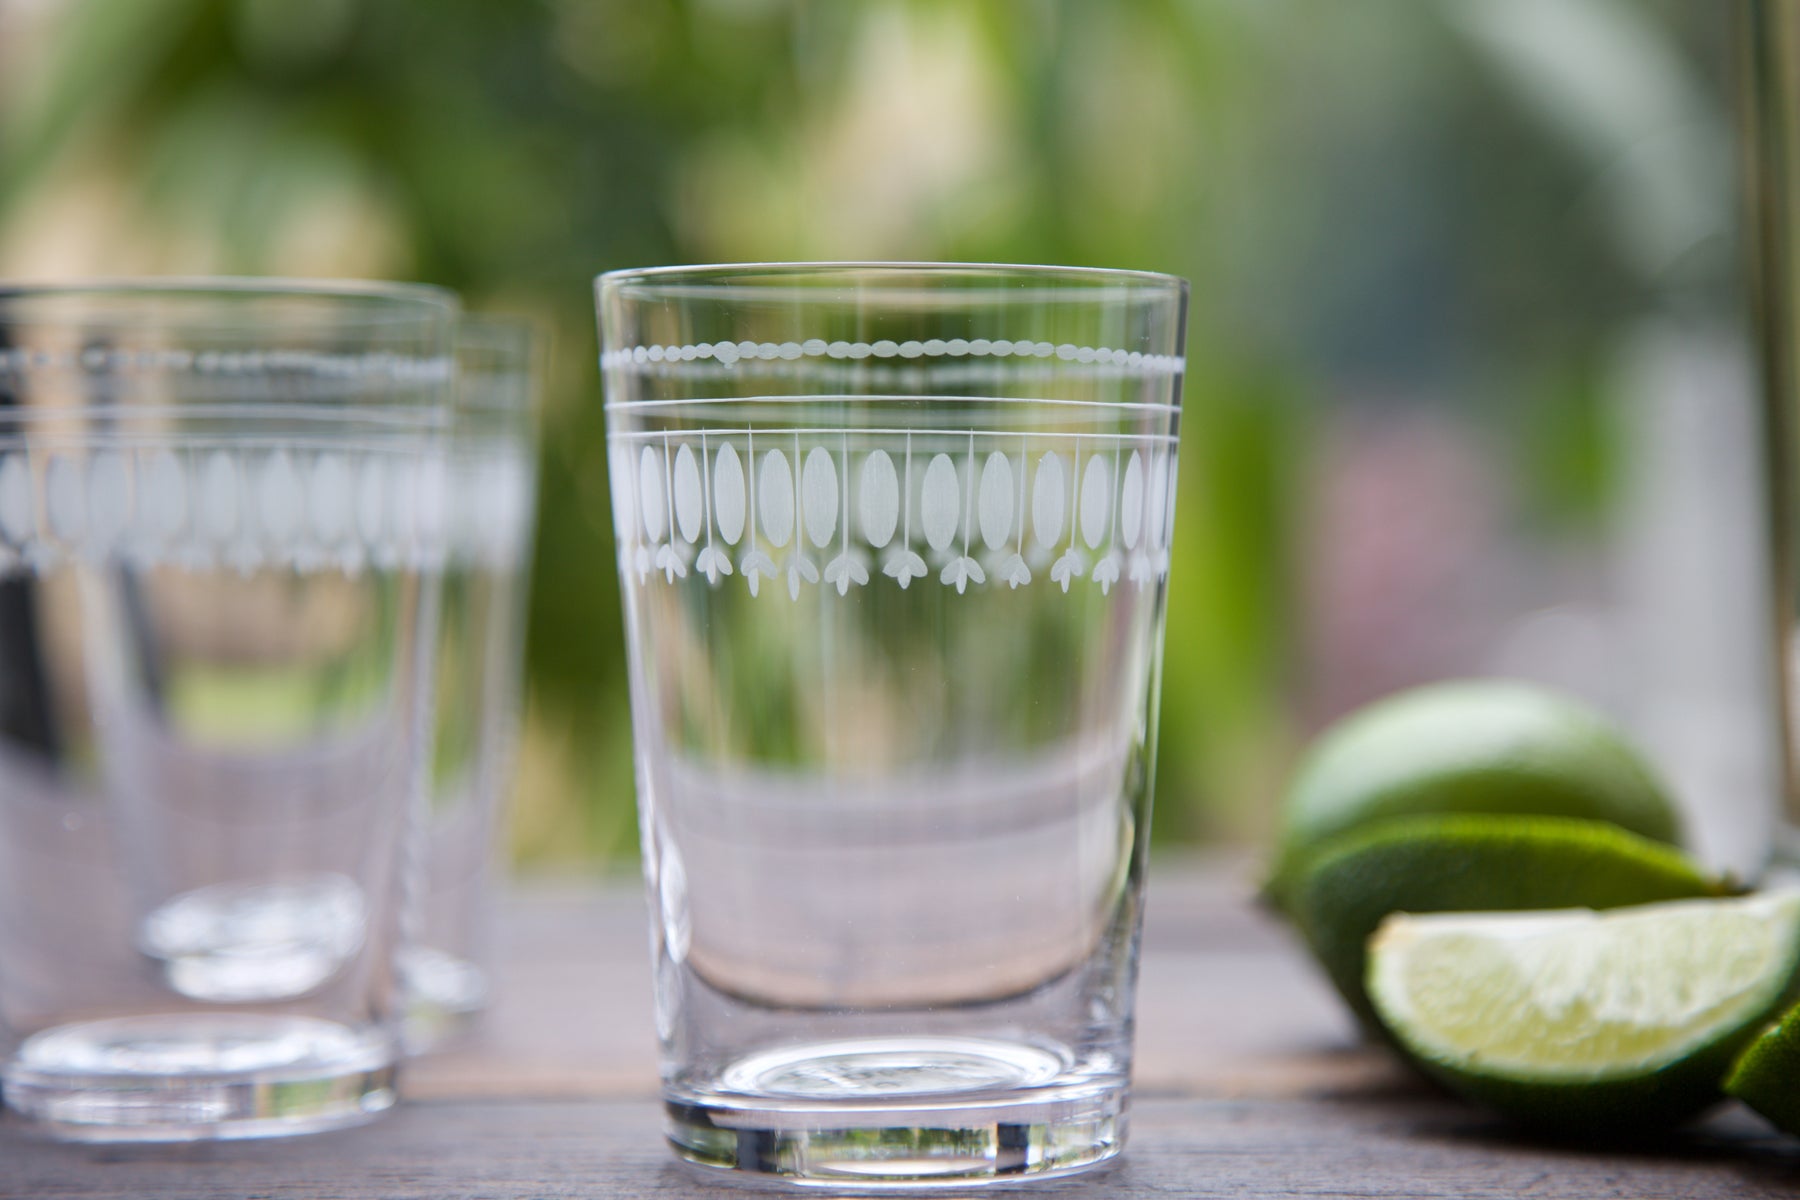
top-left (598, 263), bottom-right (1187, 1187)
top-left (0, 281), bottom-right (456, 1140)
top-left (405, 316), bottom-right (541, 1051)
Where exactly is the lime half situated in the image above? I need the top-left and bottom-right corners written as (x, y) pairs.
top-left (1269, 681), bottom-right (1682, 907)
top-left (1368, 892), bottom-right (1800, 1134)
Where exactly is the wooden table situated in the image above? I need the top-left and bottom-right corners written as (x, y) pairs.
top-left (6, 857), bottom-right (1800, 1198)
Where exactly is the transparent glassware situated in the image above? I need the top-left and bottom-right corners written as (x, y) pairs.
top-left (0, 280), bottom-right (457, 1141)
top-left (1749, 0), bottom-right (1800, 874)
top-left (597, 263), bottom-right (1188, 1188)
top-left (403, 316), bottom-right (541, 1052)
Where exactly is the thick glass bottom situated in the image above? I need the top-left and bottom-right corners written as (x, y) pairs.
top-left (401, 945), bottom-right (490, 1054)
top-left (2, 1013), bottom-right (397, 1142)
top-left (666, 1036), bottom-right (1127, 1190)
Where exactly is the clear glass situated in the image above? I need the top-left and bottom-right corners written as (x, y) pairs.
top-left (0, 279), bottom-right (457, 1141)
top-left (1748, 0), bottom-right (1800, 869)
top-left (403, 317), bottom-right (541, 1052)
top-left (598, 263), bottom-right (1188, 1188)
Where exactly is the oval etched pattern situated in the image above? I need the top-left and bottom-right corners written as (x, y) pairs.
top-left (386, 457), bottom-right (419, 545)
top-left (638, 446), bottom-right (667, 542)
top-left (416, 455), bottom-right (449, 546)
top-left (259, 452), bottom-right (303, 543)
top-left (87, 452), bottom-right (130, 545)
top-left (1120, 451), bottom-right (1145, 549)
top-left (802, 446), bottom-right (837, 549)
top-left (608, 445), bottom-right (636, 544)
top-left (1080, 456), bottom-right (1111, 550)
top-left (310, 454), bottom-right (351, 544)
top-left (859, 450), bottom-right (898, 549)
top-left (1147, 452), bottom-right (1170, 551)
top-left (759, 449), bottom-right (794, 547)
top-left (978, 452), bottom-right (1014, 552)
top-left (0, 455), bottom-right (28, 546)
top-left (496, 454), bottom-right (533, 555)
top-left (202, 452), bottom-right (239, 541)
top-left (46, 455), bottom-right (85, 542)
top-left (673, 444), bottom-right (703, 544)
top-left (713, 444), bottom-right (745, 545)
top-left (141, 449), bottom-right (188, 540)
top-left (920, 453), bottom-right (960, 551)
top-left (1163, 456), bottom-right (1180, 550)
top-left (357, 456), bottom-right (387, 544)
top-left (1032, 453), bottom-right (1064, 549)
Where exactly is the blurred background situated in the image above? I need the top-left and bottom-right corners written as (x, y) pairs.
top-left (0, 0), bottom-right (1773, 870)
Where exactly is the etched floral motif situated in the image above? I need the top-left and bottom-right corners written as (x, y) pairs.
top-left (0, 442), bottom-right (454, 577)
top-left (692, 436), bottom-right (734, 585)
top-left (824, 554), bottom-right (868, 595)
top-left (608, 429), bottom-right (1177, 598)
top-left (940, 556), bottom-right (985, 593)
top-left (883, 549), bottom-right (928, 588)
top-left (730, 436), bottom-right (772, 594)
top-left (822, 445), bottom-right (867, 595)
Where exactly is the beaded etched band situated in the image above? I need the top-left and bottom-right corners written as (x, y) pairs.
top-left (601, 337), bottom-right (1183, 372)
top-left (0, 347), bottom-right (452, 384)
top-left (611, 429), bottom-right (1178, 598)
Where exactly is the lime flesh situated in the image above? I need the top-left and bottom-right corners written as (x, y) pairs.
top-left (1368, 892), bottom-right (1800, 1134)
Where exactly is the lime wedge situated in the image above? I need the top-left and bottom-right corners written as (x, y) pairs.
top-left (1368, 892), bottom-right (1800, 1134)
top-left (1288, 813), bottom-right (1724, 1029)
top-left (1726, 998), bottom-right (1800, 1135)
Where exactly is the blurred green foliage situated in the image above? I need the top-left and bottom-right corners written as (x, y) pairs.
top-left (0, 0), bottom-right (1744, 859)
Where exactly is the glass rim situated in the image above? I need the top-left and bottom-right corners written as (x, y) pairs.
top-left (458, 313), bottom-right (543, 361)
top-left (0, 276), bottom-right (460, 331)
top-left (456, 314), bottom-right (545, 419)
top-left (597, 261), bottom-right (1189, 301)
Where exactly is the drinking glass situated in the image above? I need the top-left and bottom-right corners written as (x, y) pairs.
top-left (598, 263), bottom-right (1187, 1187)
top-left (404, 316), bottom-right (541, 1052)
top-left (1748, 0), bottom-right (1800, 870)
top-left (0, 280), bottom-right (456, 1140)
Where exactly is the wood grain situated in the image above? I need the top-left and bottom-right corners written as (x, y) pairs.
top-left (3, 856), bottom-right (1797, 1198)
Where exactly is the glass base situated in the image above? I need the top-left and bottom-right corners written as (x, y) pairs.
top-left (2, 1013), bottom-right (398, 1142)
top-left (666, 1036), bottom-right (1126, 1190)
top-left (137, 875), bottom-right (367, 1004)
top-left (400, 945), bottom-right (490, 1055)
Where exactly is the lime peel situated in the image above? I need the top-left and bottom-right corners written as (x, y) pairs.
top-left (1269, 681), bottom-right (1683, 907)
top-left (1725, 993), bottom-right (1800, 1136)
top-left (1368, 891), bottom-right (1800, 1133)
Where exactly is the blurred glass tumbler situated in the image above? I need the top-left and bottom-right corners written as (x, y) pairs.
top-left (404, 317), bottom-right (540, 1051)
top-left (598, 263), bottom-right (1187, 1187)
top-left (0, 281), bottom-right (457, 1140)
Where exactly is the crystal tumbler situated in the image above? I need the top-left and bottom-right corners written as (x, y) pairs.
top-left (0, 280), bottom-right (456, 1140)
top-left (598, 263), bottom-right (1187, 1187)
top-left (404, 316), bottom-right (541, 1051)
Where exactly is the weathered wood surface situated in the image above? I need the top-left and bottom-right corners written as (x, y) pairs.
top-left (5, 858), bottom-right (1800, 1199)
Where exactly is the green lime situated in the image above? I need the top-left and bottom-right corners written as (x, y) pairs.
top-left (1367, 892), bottom-right (1800, 1135)
top-left (1289, 814), bottom-right (1724, 1029)
top-left (1270, 681), bottom-right (1682, 908)
top-left (1725, 991), bottom-right (1800, 1135)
